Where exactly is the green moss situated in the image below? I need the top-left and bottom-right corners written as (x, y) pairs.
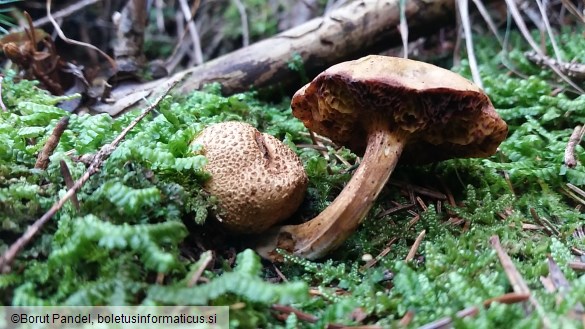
top-left (2, 26), bottom-right (585, 328)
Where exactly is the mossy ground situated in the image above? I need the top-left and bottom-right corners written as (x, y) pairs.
top-left (1, 28), bottom-right (585, 328)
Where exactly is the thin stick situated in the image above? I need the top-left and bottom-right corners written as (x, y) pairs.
top-left (520, 223), bottom-right (544, 231)
top-left (559, 0), bottom-right (585, 23)
top-left (530, 208), bottom-right (561, 236)
top-left (398, 0), bottom-right (408, 58)
top-left (564, 126), bottom-right (585, 168)
top-left (470, 0), bottom-right (502, 45)
top-left (308, 130), bottom-right (330, 160)
top-left (534, 0), bottom-right (562, 63)
top-left (566, 183), bottom-right (585, 200)
top-left (419, 307), bottom-right (479, 329)
top-left (490, 235), bottom-right (551, 328)
top-left (35, 116), bottom-right (70, 170)
top-left (559, 186), bottom-right (585, 206)
top-left (389, 181), bottom-right (447, 200)
top-left (0, 79), bottom-right (180, 273)
top-left (298, 131), bottom-right (335, 146)
top-left (232, 0), bottom-right (250, 47)
top-left (490, 235), bottom-right (530, 293)
top-left (154, 0), bottom-right (166, 32)
top-left (187, 251), bottom-right (213, 287)
top-left (361, 237), bottom-right (398, 270)
top-left (272, 264), bottom-right (289, 282)
top-left (59, 160), bottom-right (80, 211)
top-left (405, 230), bottom-right (425, 262)
top-left (0, 76), bottom-right (6, 111)
top-left (398, 310), bottom-right (415, 327)
top-left (296, 144), bottom-right (328, 152)
top-left (419, 292), bottom-right (529, 329)
top-left (46, 0), bottom-right (117, 71)
top-left (376, 203), bottom-right (414, 218)
top-left (165, 0), bottom-right (201, 71)
top-left (416, 196), bottom-right (427, 212)
top-left (457, 0), bottom-right (483, 88)
top-left (483, 292), bottom-right (531, 307)
top-left (547, 256), bottom-right (570, 291)
top-left (504, 0), bottom-right (584, 94)
top-left (271, 305), bottom-right (317, 323)
top-left (569, 261), bottom-right (585, 272)
top-left (406, 214), bottom-right (421, 229)
top-left (177, 0), bottom-right (203, 65)
top-left (24, 0), bottom-right (101, 30)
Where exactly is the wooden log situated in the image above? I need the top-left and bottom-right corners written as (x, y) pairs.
top-left (98, 0), bottom-right (465, 114)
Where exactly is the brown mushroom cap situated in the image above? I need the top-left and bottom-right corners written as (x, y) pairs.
top-left (192, 121), bottom-right (308, 234)
top-left (292, 55), bottom-right (508, 163)
top-left (256, 55), bottom-right (508, 261)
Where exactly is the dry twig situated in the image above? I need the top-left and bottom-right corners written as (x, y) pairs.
top-left (457, 0), bottom-right (483, 88)
top-left (59, 160), bottom-right (80, 211)
top-left (177, 0), bottom-right (203, 65)
top-left (526, 51), bottom-right (585, 81)
top-left (398, 0), bottom-right (408, 58)
top-left (0, 76), bottom-right (6, 111)
top-left (187, 251), bottom-right (213, 287)
top-left (419, 292), bottom-right (530, 329)
top-left (470, 0), bottom-right (502, 45)
top-left (0, 79), bottom-right (180, 273)
top-left (565, 126), bottom-right (585, 168)
top-left (560, 185), bottom-right (585, 206)
top-left (529, 207), bottom-right (560, 236)
top-left (566, 183), bottom-right (585, 200)
top-left (46, 0), bottom-right (116, 70)
top-left (559, 0), bottom-right (585, 23)
top-left (272, 264), bottom-right (289, 282)
top-left (232, 0), bottom-right (250, 47)
top-left (25, 0), bottom-right (101, 30)
top-left (376, 203), bottom-right (414, 219)
top-left (405, 230), bottom-right (426, 262)
top-left (360, 237), bottom-right (398, 270)
top-left (35, 116), bottom-right (70, 170)
top-left (569, 261), bottom-right (585, 272)
top-left (490, 235), bottom-right (551, 328)
top-left (534, 0), bottom-right (562, 63)
top-left (271, 304), bottom-right (317, 323)
top-left (504, 0), bottom-right (584, 93)
top-left (389, 181), bottom-right (447, 200)
top-left (398, 310), bottom-right (415, 327)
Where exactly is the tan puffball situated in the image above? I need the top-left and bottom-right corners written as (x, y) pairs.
top-left (192, 121), bottom-right (308, 234)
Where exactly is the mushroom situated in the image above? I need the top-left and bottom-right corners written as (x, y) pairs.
top-left (256, 55), bottom-right (508, 260)
top-left (192, 121), bottom-right (308, 234)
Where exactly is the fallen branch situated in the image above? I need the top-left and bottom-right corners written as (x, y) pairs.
top-left (101, 0), bottom-right (482, 115)
top-left (0, 78), bottom-right (180, 273)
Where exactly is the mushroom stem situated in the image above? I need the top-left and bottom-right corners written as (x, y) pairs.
top-left (257, 122), bottom-right (406, 260)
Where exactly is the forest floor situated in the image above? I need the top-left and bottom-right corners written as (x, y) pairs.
top-left (1, 2), bottom-right (585, 328)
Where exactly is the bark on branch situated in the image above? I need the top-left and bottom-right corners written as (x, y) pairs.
top-left (100, 0), bottom-right (469, 114)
